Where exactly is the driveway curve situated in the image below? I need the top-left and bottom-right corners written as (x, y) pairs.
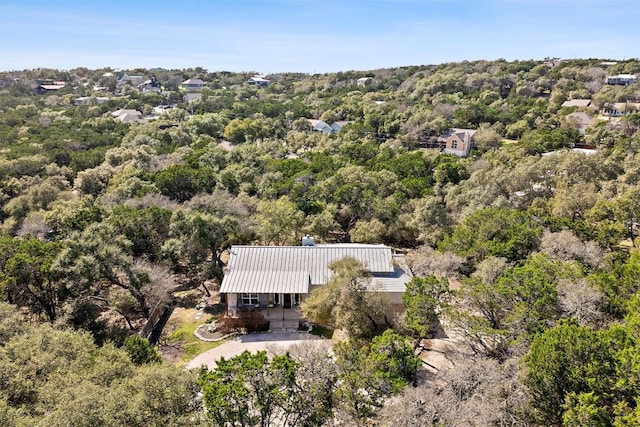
top-left (186, 332), bottom-right (328, 370)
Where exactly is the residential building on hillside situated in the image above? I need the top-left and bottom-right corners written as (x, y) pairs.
top-left (73, 96), bottom-right (110, 105)
top-left (306, 119), bottom-right (354, 134)
top-left (112, 109), bottom-right (142, 123)
top-left (357, 77), bottom-right (373, 86)
top-left (561, 99), bottom-right (592, 108)
top-left (36, 80), bottom-right (66, 94)
top-left (565, 112), bottom-right (595, 135)
top-left (247, 76), bottom-right (270, 87)
top-left (605, 74), bottom-right (636, 85)
top-left (183, 92), bottom-right (203, 103)
top-left (440, 128), bottom-right (478, 157)
top-left (180, 78), bottom-right (205, 90)
top-left (307, 119), bottom-right (333, 134)
top-left (601, 102), bottom-right (640, 117)
top-left (220, 238), bottom-right (412, 315)
top-left (117, 74), bottom-right (145, 88)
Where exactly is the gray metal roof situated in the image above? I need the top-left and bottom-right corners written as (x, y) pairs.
top-left (220, 244), bottom-right (397, 294)
top-left (561, 99), bottom-right (592, 107)
top-left (371, 254), bottom-right (413, 293)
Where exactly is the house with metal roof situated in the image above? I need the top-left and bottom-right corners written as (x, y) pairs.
top-left (604, 74), bottom-right (636, 85)
top-left (220, 238), bottom-right (412, 315)
top-left (561, 99), bottom-right (592, 108)
top-left (247, 76), bottom-right (270, 87)
top-left (180, 78), bottom-right (205, 90)
top-left (111, 109), bottom-right (142, 123)
top-left (306, 119), bottom-right (355, 134)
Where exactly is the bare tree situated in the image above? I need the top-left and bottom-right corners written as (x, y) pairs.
top-left (557, 278), bottom-right (604, 326)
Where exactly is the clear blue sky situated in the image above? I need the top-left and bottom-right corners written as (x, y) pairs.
top-left (0, 0), bottom-right (638, 73)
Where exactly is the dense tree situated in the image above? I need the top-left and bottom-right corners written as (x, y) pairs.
top-left (52, 222), bottom-right (151, 318)
top-left (0, 236), bottom-right (63, 321)
top-left (255, 195), bottom-right (305, 245)
top-left (0, 302), bottom-right (203, 426)
top-left (162, 209), bottom-right (240, 285)
top-left (524, 319), bottom-right (637, 426)
top-left (441, 207), bottom-right (543, 264)
top-left (333, 330), bottom-right (420, 424)
top-left (301, 257), bottom-right (390, 340)
top-left (199, 350), bottom-right (334, 427)
top-left (402, 275), bottom-right (450, 338)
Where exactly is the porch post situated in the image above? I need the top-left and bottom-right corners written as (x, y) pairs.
top-left (266, 293), bottom-right (270, 316)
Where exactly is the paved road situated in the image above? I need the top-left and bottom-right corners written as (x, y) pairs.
top-left (186, 332), bottom-right (328, 370)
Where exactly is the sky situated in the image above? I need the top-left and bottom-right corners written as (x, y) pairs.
top-left (0, 0), bottom-right (638, 73)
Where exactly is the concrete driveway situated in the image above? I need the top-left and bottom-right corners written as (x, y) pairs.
top-left (186, 332), bottom-right (328, 370)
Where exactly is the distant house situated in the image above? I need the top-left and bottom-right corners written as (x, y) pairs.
top-left (180, 78), bottom-right (205, 90)
top-left (73, 96), bottom-right (110, 105)
top-left (112, 109), bottom-right (142, 123)
top-left (36, 80), bottom-right (66, 94)
top-left (605, 74), bottom-right (637, 85)
top-left (117, 74), bottom-right (145, 88)
top-left (183, 92), bottom-right (203, 103)
top-left (565, 112), bottom-right (594, 135)
top-left (139, 76), bottom-right (162, 93)
top-left (561, 99), bottom-right (592, 108)
top-left (601, 102), bottom-right (640, 117)
top-left (330, 121), bottom-right (353, 132)
top-left (153, 104), bottom-right (176, 115)
top-left (307, 119), bottom-right (333, 134)
top-left (220, 240), bottom-right (412, 315)
top-left (247, 76), bottom-right (270, 87)
top-left (440, 128), bottom-right (477, 157)
top-left (356, 77), bottom-right (373, 86)
top-left (306, 119), bottom-right (354, 134)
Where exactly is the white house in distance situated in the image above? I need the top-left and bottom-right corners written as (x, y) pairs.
top-left (357, 77), bottom-right (373, 86)
top-left (247, 76), bottom-right (270, 87)
top-left (561, 99), bottom-right (592, 108)
top-left (605, 74), bottom-right (636, 85)
top-left (180, 78), bottom-right (205, 90)
top-left (220, 237), bottom-right (412, 315)
top-left (112, 109), bottom-right (142, 123)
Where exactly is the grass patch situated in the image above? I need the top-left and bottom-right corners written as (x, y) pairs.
top-left (309, 324), bottom-right (334, 339)
top-left (164, 308), bottom-right (227, 363)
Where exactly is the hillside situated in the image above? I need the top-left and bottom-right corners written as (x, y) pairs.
top-left (0, 58), bottom-right (639, 426)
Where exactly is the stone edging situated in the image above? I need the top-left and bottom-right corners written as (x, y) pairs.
top-left (193, 324), bottom-right (240, 342)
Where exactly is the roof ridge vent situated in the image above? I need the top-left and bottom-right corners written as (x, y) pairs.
top-left (301, 234), bottom-right (315, 246)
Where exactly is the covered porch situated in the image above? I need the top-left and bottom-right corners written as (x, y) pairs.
top-left (262, 306), bottom-right (303, 331)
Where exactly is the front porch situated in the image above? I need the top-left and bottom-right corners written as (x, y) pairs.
top-left (261, 306), bottom-right (303, 331)
top-left (226, 292), bottom-right (305, 331)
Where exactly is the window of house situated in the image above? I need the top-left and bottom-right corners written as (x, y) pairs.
top-left (451, 140), bottom-right (458, 149)
top-left (241, 293), bottom-right (259, 305)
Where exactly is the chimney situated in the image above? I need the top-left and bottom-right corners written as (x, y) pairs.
top-left (301, 234), bottom-right (315, 246)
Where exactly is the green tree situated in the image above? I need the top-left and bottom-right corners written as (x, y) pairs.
top-left (199, 350), bottom-right (333, 427)
top-left (442, 207), bottom-right (542, 264)
top-left (162, 209), bottom-right (239, 285)
top-left (524, 319), bottom-right (616, 426)
top-left (333, 330), bottom-right (420, 424)
top-left (108, 205), bottom-right (172, 261)
top-left (301, 257), bottom-right (389, 340)
top-left (255, 195), bottom-right (305, 245)
top-left (52, 223), bottom-right (150, 318)
top-left (0, 236), bottom-right (63, 322)
top-left (123, 334), bottom-right (162, 365)
top-left (403, 275), bottom-right (450, 338)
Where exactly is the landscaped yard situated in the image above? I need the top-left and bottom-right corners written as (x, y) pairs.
top-left (160, 307), bottom-right (227, 364)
